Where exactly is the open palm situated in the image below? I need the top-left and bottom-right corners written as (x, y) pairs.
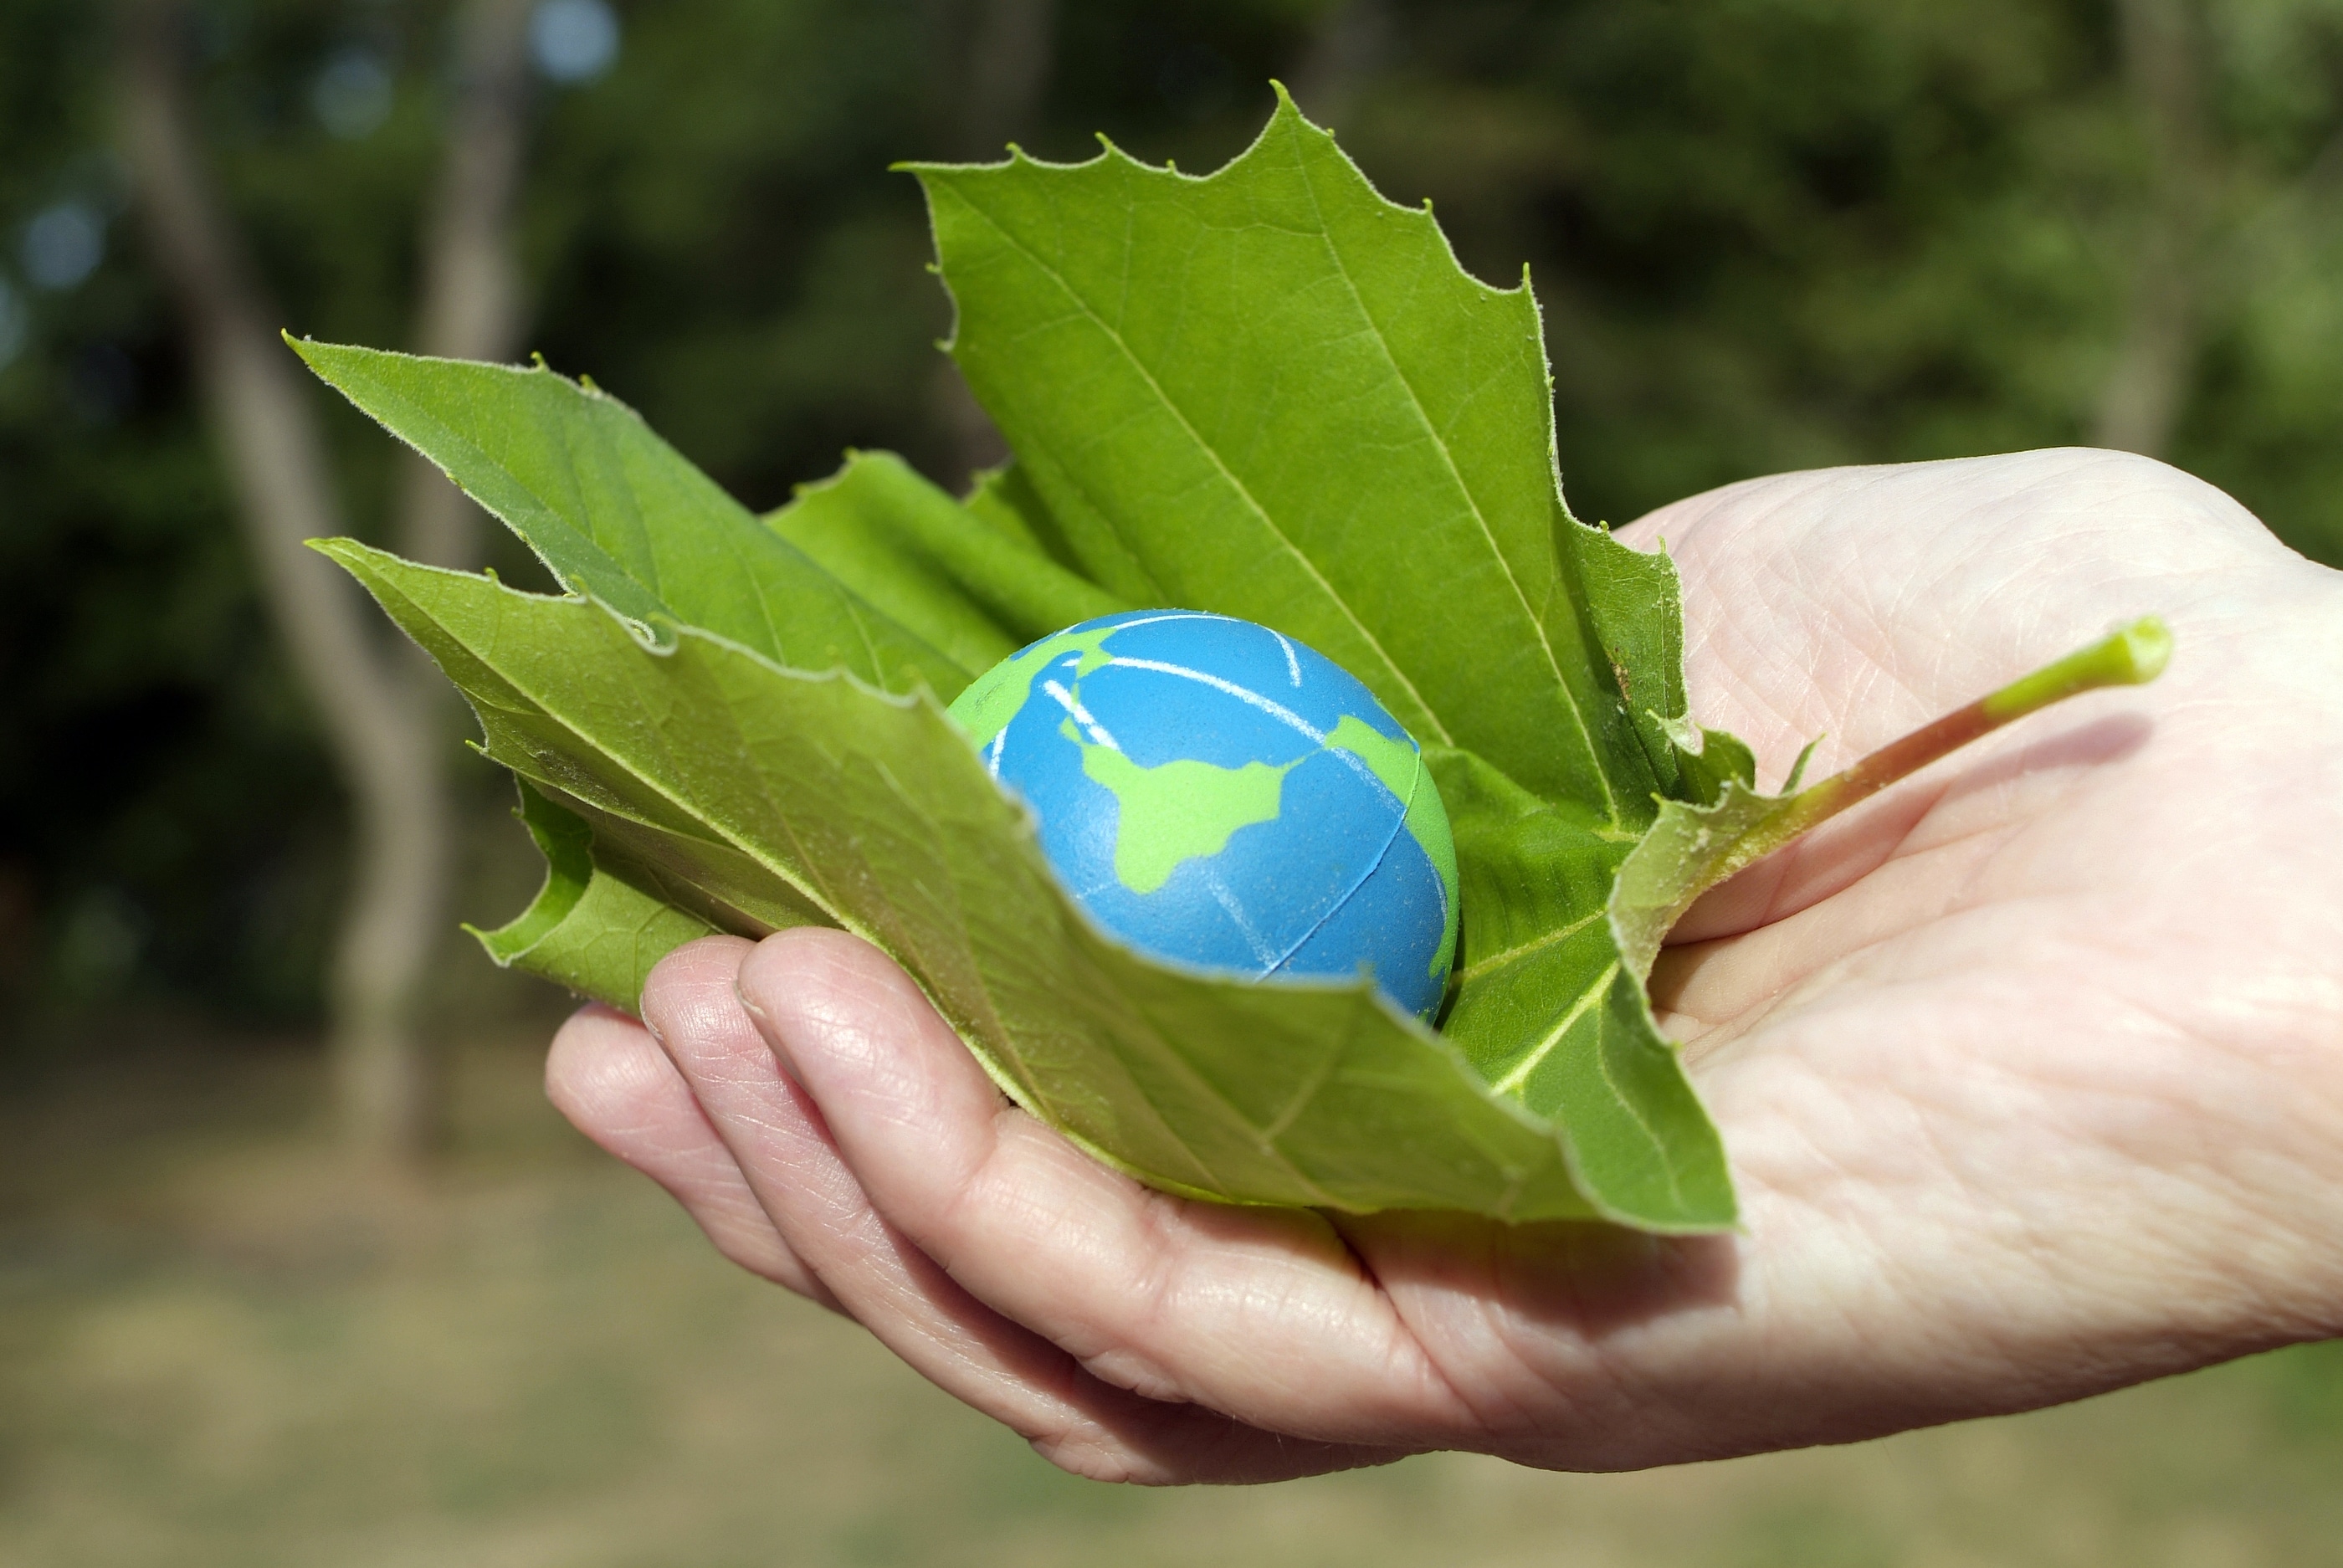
top-left (546, 449), bottom-right (2343, 1483)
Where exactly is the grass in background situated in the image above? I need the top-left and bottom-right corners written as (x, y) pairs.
top-left (4, 1030), bottom-right (2340, 1568)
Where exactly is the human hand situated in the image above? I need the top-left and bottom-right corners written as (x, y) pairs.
top-left (546, 448), bottom-right (2343, 1483)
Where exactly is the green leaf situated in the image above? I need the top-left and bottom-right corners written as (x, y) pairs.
top-left (322, 539), bottom-right (1732, 1229)
top-left (961, 459), bottom-right (1081, 566)
top-left (763, 448), bottom-right (1129, 666)
top-left (288, 338), bottom-right (973, 696)
top-left (300, 90), bottom-right (1747, 1232)
top-left (470, 781), bottom-right (725, 1009)
top-left (905, 88), bottom-right (1694, 821)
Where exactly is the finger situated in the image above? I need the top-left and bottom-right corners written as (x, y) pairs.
top-left (739, 927), bottom-right (1483, 1450)
top-left (546, 996), bottom-right (836, 1307)
top-left (642, 934), bottom-right (1387, 1483)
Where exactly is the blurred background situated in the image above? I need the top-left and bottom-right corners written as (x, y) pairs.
top-left (3, 2), bottom-right (2341, 1563)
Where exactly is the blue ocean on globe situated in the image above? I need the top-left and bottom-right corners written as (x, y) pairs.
top-left (947, 610), bottom-right (1459, 1019)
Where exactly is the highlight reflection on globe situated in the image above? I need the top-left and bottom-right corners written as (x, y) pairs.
top-left (948, 610), bottom-right (1459, 1019)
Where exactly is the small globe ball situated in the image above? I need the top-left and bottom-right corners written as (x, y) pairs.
top-left (948, 610), bottom-right (1459, 1018)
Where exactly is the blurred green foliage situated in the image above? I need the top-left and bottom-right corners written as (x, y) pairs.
top-left (3, 0), bottom-right (2338, 1036)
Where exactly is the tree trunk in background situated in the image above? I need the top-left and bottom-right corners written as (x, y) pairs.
top-left (116, 0), bottom-right (536, 1170)
top-left (366, 0), bottom-right (538, 1149)
top-left (932, 0), bottom-right (1059, 487)
top-left (2095, 0), bottom-right (2210, 459)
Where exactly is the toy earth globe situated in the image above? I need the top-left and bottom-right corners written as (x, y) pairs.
top-left (947, 610), bottom-right (1459, 1019)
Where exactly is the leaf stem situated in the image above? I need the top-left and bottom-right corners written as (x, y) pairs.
top-left (1740, 617), bottom-right (2171, 863)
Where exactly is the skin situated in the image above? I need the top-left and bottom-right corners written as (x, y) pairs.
top-left (544, 449), bottom-right (2343, 1484)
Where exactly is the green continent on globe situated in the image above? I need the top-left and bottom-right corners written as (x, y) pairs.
top-left (949, 625), bottom-right (1115, 747)
top-left (1072, 736), bottom-right (1295, 895)
top-left (1059, 709), bottom-right (1453, 962)
top-left (1322, 715), bottom-right (1459, 980)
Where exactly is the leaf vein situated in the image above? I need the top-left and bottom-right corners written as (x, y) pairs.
top-left (1454, 908), bottom-right (1606, 983)
top-left (948, 187), bottom-right (1452, 746)
top-left (1284, 126), bottom-right (1618, 822)
top-left (1489, 959), bottom-right (1618, 1098)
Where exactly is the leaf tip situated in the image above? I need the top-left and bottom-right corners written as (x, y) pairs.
top-left (459, 920), bottom-right (515, 967)
top-left (281, 331), bottom-right (333, 379)
top-left (1782, 735), bottom-right (1822, 793)
top-left (1267, 79), bottom-right (1341, 144)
